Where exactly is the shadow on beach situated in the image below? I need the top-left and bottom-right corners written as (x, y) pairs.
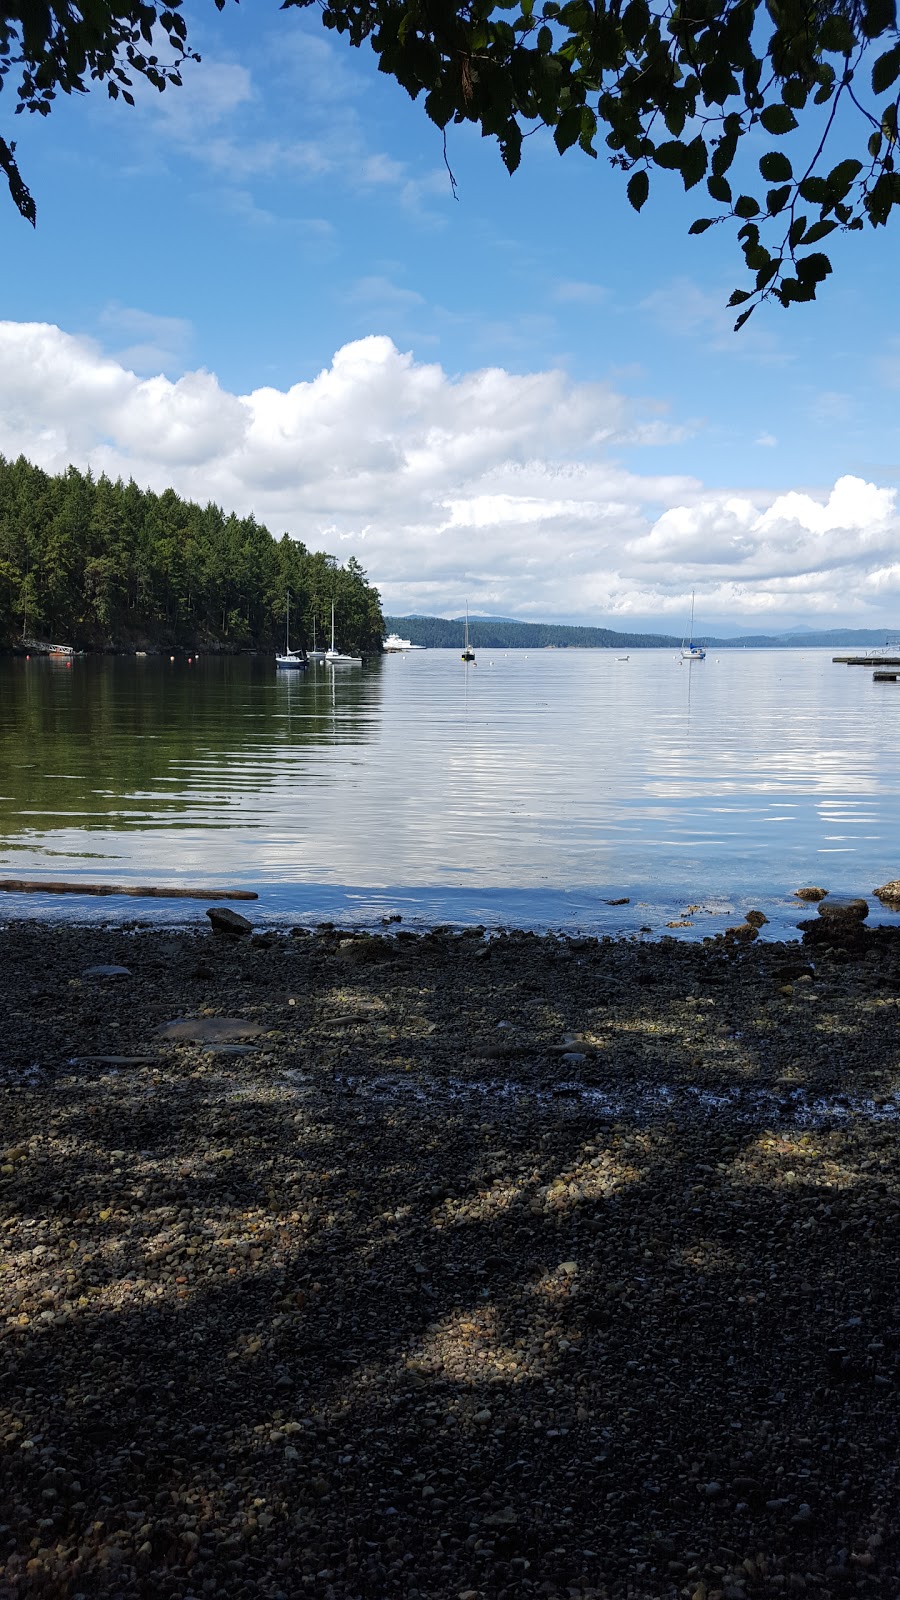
top-left (1, 923), bottom-right (898, 1599)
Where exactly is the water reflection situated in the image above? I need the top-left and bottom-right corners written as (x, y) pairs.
top-left (1, 649), bottom-right (899, 930)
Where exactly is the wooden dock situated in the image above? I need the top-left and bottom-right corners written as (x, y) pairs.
top-left (833, 656), bottom-right (900, 666)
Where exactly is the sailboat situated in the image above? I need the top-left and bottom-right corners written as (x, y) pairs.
top-left (307, 613), bottom-right (326, 663)
top-left (461, 602), bottom-right (475, 663)
top-left (681, 592), bottom-right (706, 661)
top-left (324, 601), bottom-right (362, 666)
top-left (276, 593), bottom-right (308, 669)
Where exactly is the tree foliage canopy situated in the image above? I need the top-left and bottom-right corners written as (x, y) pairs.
top-left (0, 454), bottom-right (384, 653)
top-left (2, 0), bottom-right (899, 320)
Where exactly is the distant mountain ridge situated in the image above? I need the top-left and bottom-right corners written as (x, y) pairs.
top-left (386, 616), bottom-right (900, 650)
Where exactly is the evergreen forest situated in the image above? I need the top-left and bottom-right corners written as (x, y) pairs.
top-left (0, 455), bottom-right (384, 654)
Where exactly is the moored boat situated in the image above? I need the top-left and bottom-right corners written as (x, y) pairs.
top-left (383, 632), bottom-right (425, 652)
top-left (276, 593), bottom-right (308, 670)
top-left (461, 603), bottom-right (475, 663)
top-left (324, 601), bottom-right (362, 666)
top-left (307, 615), bottom-right (326, 663)
top-left (681, 592), bottom-right (706, 661)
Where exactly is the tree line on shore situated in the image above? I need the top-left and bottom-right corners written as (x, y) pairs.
top-left (388, 616), bottom-right (900, 650)
top-left (0, 455), bottom-right (384, 653)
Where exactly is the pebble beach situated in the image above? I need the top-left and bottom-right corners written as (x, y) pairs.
top-left (1, 916), bottom-right (899, 1600)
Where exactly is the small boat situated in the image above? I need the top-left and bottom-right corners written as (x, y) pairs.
top-left (307, 614), bottom-right (326, 663)
top-left (617, 655), bottom-right (629, 661)
top-left (276, 593), bottom-right (308, 670)
top-left (461, 602), bottom-right (475, 663)
top-left (383, 632), bottom-right (425, 652)
top-left (681, 592), bottom-right (706, 661)
top-left (324, 601), bottom-right (361, 666)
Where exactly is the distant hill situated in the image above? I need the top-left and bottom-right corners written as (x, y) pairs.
top-left (386, 617), bottom-right (680, 649)
top-left (385, 616), bottom-right (900, 650)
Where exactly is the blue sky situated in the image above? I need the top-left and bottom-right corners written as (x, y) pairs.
top-left (1, 0), bottom-right (899, 630)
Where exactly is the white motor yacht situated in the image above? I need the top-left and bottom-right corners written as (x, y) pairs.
top-left (383, 632), bottom-right (424, 652)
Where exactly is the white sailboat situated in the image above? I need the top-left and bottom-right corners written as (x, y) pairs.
top-left (276, 593), bottom-right (308, 669)
top-left (307, 613), bottom-right (326, 663)
top-left (324, 601), bottom-right (362, 666)
top-left (681, 592), bottom-right (706, 661)
top-left (461, 602), bottom-right (475, 663)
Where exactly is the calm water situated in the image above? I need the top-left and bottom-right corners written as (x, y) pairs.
top-left (2, 649), bottom-right (899, 938)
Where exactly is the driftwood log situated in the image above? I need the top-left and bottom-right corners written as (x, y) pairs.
top-left (0, 879), bottom-right (258, 901)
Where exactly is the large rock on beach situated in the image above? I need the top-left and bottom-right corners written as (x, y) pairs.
top-left (337, 935), bottom-right (393, 964)
top-left (206, 906), bottom-right (252, 937)
top-left (794, 886), bottom-right (828, 901)
top-left (873, 879), bottom-right (900, 905)
top-left (816, 896), bottom-right (869, 923)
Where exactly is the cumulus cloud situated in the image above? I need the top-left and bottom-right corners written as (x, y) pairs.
top-left (628, 478), bottom-right (897, 583)
top-left (0, 319), bottom-right (898, 627)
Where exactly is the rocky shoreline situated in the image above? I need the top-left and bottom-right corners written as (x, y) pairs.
top-left (1, 919), bottom-right (899, 1599)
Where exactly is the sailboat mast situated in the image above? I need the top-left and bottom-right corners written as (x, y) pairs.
top-left (331, 601), bottom-right (335, 653)
top-left (285, 592), bottom-right (290, 654)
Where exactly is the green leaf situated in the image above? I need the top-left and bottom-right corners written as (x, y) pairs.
top-left (0, 136), bottom-right (36, 226)
top-left (711, 126), bottom-right (739, 179)
top-left (500, 124), bottom-right (523, 174)
top-left (766, 185), bottom-right (791, 215)
top-left (734, 306), bottom-right (755, 331)
top-left (689, 217), bottom-right (714, 234)
top-left (728, 288), bottom-right (752, 306)
top-left (797, 176), bottom-right (828, 203)
top-left (819, 13), bottom-right (855, 52)
top-left (860, 0), bottom-right (897, 36)
top-left (872, 43), bottom-right (900, 94)
top-left (681, 136), bottom-right (708, 190)
top-left (788, 213), bottom-right (808, 249)
top-left (622, 0), bottom-right (649, 50)
top-left (796, 251), bottom-right (832, 283)
top-left (653, 140), bottom-right (685, 171)
top-left (826, 158), bottom-right (863, 199)
top-left (866, 169), bottom-right (900, 225)
top-left (734, 194), bottom-right (760, 218)
top-left (626, 168), bottom-right (649, 211)
top-left (782, 78), bottom-right (808, 110)
top-left (800, 218), bottom-right (838, 244)
top-left (759, 104), bottom-right (798, 135)
top-left (554, 105), bottom-right (584, 153)
top-left (759, 151), bottom-right (792, 181)
top-left (707, 173), bottom-right (732, 204)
